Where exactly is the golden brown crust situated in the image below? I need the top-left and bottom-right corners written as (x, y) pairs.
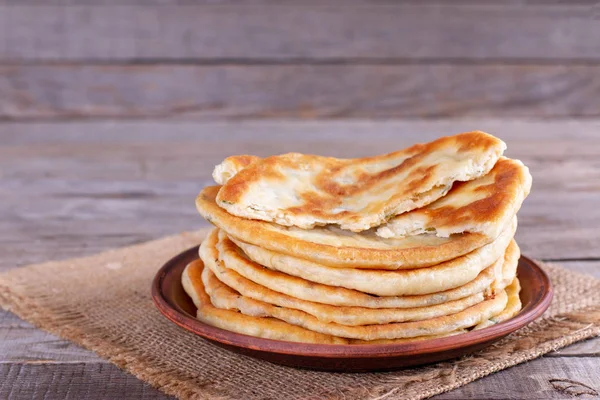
top-left (215, 131), bottom-right (506, 231)
top-left (494, 240), bottom-right (520, 291)
top-left (377, 157), bottom-right (532, 239)
top-left (212, 155), bottom-right (262, 185)
top-left (204, 227), bottom-right (504, 309)
top-left (414, 158), bottom-right (527, 226)
top-left (201, 229), bottom-right (488, 326)
top-left (197, 185), bottom-right (502, 269)
top-left (201, 258), bottom-right (509, 340)
top-left (227, 232), bottom-right (518, 296)
top-left (182, 259), bottom-right (348, 344)
top-left (475, 277), bottom-right (522, 330)
top-left (184, 259), bottom-right (471, 344)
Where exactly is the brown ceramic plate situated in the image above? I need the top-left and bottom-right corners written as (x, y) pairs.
top-left (152, 246), bottom-right (552, 372)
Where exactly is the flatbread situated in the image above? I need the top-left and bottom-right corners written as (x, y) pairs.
top-left (228, 222), bottom-right (516, 296)
top-left (377, 157), bottom-right (531, 239)
top-left (201, 230), bottom-right (488, 326)
top-left (197, 185), bottom-right (505, 269)
top-left (214, 131), bottom-right (506, 231)
top-left (206, 228), bottom-right (504, 307)
top-left (475, 278), bottom-right (522, 330)
top-left (181, 259), bottom-right (348, 344)
top-left (183, 259), bottom-right (468, 344)
top-left (201, 262), bottom-right (508, 340)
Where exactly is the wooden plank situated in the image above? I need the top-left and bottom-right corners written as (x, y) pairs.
top-left (2, 64), bottom-right (600, 119)
top-left (0, 363), bottom-right (173, 400)
top-left (550, 337), bottom-right (600, 357)
top-left (0, 312), bottom-right (103, 364)
top-left (1, 4), bottom-right (600, 61)
top-left (4, 119), bottom-right (600, 144)
top-left (1, 120), bottom-right (600, 267)
top-left (433, 357), bottom-right (600, 399)
top-left (0, 358), bottom-right (598, 400)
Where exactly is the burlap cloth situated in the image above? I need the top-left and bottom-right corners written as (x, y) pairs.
top-left (1, 229), bottom-right (600, 400)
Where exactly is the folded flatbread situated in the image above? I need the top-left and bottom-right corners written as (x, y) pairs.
top-left (214, 131), bottom-right (506, 231)
top-left (377, 157), bottom-right (531, 239)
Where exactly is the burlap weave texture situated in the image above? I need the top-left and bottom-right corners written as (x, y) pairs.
top-left (1, 229), bottom-right (599, 400)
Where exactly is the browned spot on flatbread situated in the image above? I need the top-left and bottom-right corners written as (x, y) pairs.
top-left (234, 155), bottom-right (261, 169)
top-left (220, 155), bottom-right (287, 203)
top-left (401, 165), bottom-right (438, 194)
top-left (416, 158), bottom-right (527, 229)
top-left (457, 131), bottom-right (500, 153)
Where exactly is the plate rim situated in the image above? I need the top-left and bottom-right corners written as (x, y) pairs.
top-left (152, 245), bottom-right (553, 359)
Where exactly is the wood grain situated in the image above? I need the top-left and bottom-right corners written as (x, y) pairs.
top-left (3, 358), bottom-right (597, 400)
top-left (0, 363), bottom-right (173, 400)
top-left (1, 4), bottom-right (600, 61)
top-left (2, 3), bottom-right (599, 121)
top-left (2, 64), bottom-right (600, 119)
top-left (433, 357), bottom-right (600, 399)
top-left (550, 337), bottom-right (600, 357)
top-left (0, 313), bottom-right (103, 364)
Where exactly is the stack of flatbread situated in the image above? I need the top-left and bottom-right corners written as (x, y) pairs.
top-left (184, 131), bottom-right (532, 344)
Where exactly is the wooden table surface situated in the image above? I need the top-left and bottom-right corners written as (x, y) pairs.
top-left (1, 119), bottom-right (600, 399)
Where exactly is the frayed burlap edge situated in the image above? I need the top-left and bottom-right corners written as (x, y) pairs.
top-left (1, 235), bottom-right (599, 400)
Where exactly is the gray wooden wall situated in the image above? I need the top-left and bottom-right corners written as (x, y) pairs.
top-left (1, 1), bottom-right (599, 120)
